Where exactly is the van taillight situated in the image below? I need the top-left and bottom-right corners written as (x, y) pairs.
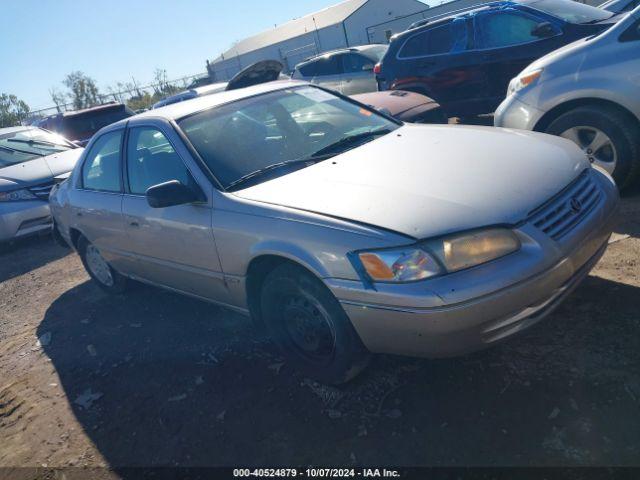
top-left (373, 63), bottom-right (381, 75)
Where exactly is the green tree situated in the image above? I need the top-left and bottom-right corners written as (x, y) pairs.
top-left (63, 71), bottom-right (101, 110)
top-left (0, 93), bottom-right (30, 128)
top-left (127, 91), bottom-right (155, 112)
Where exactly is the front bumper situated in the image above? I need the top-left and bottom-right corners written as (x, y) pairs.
top-left (326, 170), bottom-right (619, 358)
top-left (0, 201), bottom-right (52, 243)
top-left (494, 94), bottom-right (546, 131)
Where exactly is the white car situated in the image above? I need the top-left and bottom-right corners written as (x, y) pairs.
top-left (495, 6), bottom-right (640, 190)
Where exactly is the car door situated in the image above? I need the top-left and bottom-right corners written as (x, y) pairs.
top-left (395, 19), bottom-right (483, 116)
top-left (311, 54), bottom-right (344, 92)
top-left (121, 122), bottom-right (230, 303)
top-left (69, 128), bottom-right (134, 273)
top-left (473, 10), bottom-right (564, 111)
top-left (340, 53), bottom-right (378, 95)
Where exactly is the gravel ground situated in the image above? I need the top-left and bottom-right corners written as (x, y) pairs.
top-left (0, 195), bottom-right (638, 473)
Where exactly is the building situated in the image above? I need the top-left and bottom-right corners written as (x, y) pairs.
top-left (207, 0), bottom-right (430, 81)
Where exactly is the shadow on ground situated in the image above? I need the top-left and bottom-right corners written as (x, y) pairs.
top-left (0, 234), bottom-right (70, 283)
top-left (38, 275), bottom-right (640, 468)
top-left (616, 191), bottom-right (640, 238)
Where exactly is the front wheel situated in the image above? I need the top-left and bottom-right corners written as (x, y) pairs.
top-left (260, 263), bottom-right (370, 385)
top-left (546, 106), bottom-right (640, 190)
top-left (78, 237), bottom-right (128, 293)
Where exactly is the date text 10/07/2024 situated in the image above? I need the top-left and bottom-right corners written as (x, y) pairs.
top-left (233, 468), bottom-right (401, 478)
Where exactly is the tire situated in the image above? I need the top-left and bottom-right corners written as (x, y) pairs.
top-left (260, 263), bottom-right (370, 385)
top-left (78, 236), bottom-right (128, 294)
top-left (546, 105), bottom-right (640, 191)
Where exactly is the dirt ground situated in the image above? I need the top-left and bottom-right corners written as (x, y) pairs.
top-left (0, 194), bottom-right (639, 474)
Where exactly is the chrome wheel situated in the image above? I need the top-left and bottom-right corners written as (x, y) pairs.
top-left (560, 126), bottom-right (617, 175)
top-left (282, 293), bottom-right (336, 364)
top-left (85, 244), bottom-right (114, 287)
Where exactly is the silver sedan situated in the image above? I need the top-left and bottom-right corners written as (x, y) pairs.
top-left (1, 127), bottom-right (83, 243)
top-left (51, 81), bottom-right (619, 384)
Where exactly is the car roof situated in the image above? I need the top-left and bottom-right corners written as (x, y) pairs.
top-left (127, 79), bottom-right (309, 124)
top-left (399, 1), bottom-right (521, 37)
top-left (297, 44), bottom-right (387, 66)
top-left (63, 102), bottom-right (127, 117)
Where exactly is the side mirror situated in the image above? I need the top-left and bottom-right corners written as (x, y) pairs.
top-left (362, 64), bottom-right (374, 72)
top-left (146, 180), bottom-right (202, 208)
top-left (531, 22), bottom-right (556, 39)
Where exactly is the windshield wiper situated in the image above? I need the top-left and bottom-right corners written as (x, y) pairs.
top-left (8, 138), bottom-right (70, 149)
top-left (311, 128), bottom-right (393, 158)
top-left (226, 154), bottom-right (334, 191)
top-left (0, 144), bottom-right (45, 156)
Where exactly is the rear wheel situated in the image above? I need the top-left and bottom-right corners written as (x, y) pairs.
top-left (78, 237), bottom-right (128, 293)
top-left (546, 106), bottom-right (640, 190)
top-left (260, 263), bottom-right (370, 385)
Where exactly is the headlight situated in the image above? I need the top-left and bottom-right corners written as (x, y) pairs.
top-left (355, 229), bottom-right (520, 283)
top-left (507, 68), bottom-right (543, 97)
top-left (357, 248), bottom-right (443, 282)
top-left (0, 189), bottom-right (37, 202)
top-left (426, 228), bottom-right (521, 273)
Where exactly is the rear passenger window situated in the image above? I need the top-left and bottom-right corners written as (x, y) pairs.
top-left (81, 130), bottom-right (123, 192)
top-left (400, 22), bottom-right (466, 58)
top-left (126, 127), bottom-right (192, 195)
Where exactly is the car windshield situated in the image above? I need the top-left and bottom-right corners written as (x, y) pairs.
top-left (524, 0), bottom-right (615, 23)
top-left (0, 128), bottom-right (75, 168)
top-left (178, 86), bottom-right (399, 190)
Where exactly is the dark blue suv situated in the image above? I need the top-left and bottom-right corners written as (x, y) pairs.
top-left (376, 0), bottom-right (620, 118)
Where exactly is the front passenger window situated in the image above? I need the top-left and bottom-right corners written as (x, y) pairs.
top-left (126, 127), bottom-right (193, 195)
top-left (81, 130), bottom-right (123, 192)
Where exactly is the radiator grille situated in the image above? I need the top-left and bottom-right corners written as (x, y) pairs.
top-left (527, 170), bottom-right (601, 240)
top-left (27, 181), bottom-right (55, 200)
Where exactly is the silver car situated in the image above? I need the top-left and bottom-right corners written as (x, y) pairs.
top-left (0, 127), bottom-right (83, 244)
top-left (292, 45), bottom-right (388, 95)
top-left (51, 81), bottom-right (618, 384)
top-left (495, 6), bottom-right (640, 190)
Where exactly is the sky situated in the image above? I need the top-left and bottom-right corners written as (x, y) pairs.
top-left (0, 0), bottom-right (429, 111)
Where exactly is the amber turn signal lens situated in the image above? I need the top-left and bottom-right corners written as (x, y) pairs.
top-left (359, 253), bottom-right (395, 280)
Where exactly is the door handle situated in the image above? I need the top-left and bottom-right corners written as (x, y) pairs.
top-left (76, 212), bottom-right (83, 217)
top-left (129, 221), bottom-right (140, 228)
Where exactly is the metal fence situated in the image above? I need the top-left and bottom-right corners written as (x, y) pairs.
top-left (27, 71), bottom-right (209, 122)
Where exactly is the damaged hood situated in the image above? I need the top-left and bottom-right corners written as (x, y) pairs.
top-left (234, 124), bottom-right (589, 239)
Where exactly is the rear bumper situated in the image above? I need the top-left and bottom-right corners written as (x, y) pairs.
top-left (326, 171), bottom-right (619, 357)
top-left (0, 201), bottom-right (52, 243)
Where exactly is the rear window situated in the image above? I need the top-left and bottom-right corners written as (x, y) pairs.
top-left (363, 45), bottom-right (388, 62)
top-left (399, 20), bottom-right (468, 57)
top-left (524, 0), bottom-right (614, 23)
